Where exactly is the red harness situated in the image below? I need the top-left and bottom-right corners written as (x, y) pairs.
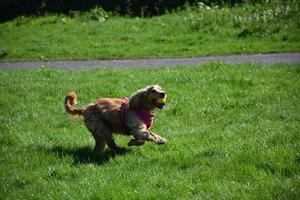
top-left (120, 98), bottom-right (130, 134)
top-left (120, 98), bottom-right (155, 134)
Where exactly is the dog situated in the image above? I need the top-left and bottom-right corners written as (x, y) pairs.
top-left (64, 85), bottom-right (167, 153)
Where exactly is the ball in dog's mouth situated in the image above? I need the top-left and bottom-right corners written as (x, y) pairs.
top-left (157, 97), bottom-right (166, 104)
top-left (154, 97), bottom-right (166, 109)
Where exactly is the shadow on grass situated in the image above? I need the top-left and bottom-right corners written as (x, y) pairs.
top-left (47, 146), bottom-right (130, 165)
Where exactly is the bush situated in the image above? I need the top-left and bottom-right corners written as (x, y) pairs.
top-left (84, 6), bottom-right (108, 22)
top-left (0, 0), bottom-right (284, 22)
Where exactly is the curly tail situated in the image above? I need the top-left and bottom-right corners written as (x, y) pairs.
top-left (64, 92), bottom-right (83, 116)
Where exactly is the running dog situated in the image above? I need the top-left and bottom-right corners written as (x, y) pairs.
top-left (64, 85), bottom-right (167, 153)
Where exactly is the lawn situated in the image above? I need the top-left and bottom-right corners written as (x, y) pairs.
top-left (0, 63), bottom-right (299, 199)
top-left (0, 1), bottom-right (299, 60)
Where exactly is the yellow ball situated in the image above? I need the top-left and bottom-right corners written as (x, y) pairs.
top-left (157, 98), bottom-right (166, 104)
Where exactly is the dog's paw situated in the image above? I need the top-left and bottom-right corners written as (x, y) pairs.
top-left (155, 137), bottom-right (167, 145)
top-left (128, 139), bottom-right (145, 146)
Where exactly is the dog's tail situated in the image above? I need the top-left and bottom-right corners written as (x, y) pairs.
top-left (64, 92), bottom-right (83, 116)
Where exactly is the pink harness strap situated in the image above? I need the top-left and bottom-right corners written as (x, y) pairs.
top-left (120, 98), bottom-right (155, 132)
top-left (133, 109), bottom-right (155, 129)
top-left (120, 98), bottom-right (130, 134)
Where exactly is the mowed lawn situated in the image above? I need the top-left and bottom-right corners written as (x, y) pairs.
top-left (0, 63), bottom-right (299, 199)
top-left (0, 1), bottom-right (299, 60)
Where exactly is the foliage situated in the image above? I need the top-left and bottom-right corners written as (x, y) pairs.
top-left (0, 1), bottom-right (299, 60)
top-left (0, 63), bottom-right (299, 199)
top-left (82, 6), bottom-right (109, 22)
top-left (184, 1), bottom-right (299, 34)
top-left (1, 0), bottom-right (286, 21)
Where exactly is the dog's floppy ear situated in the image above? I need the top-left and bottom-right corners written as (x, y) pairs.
top-left (129, 89), bottom-right (146, 110)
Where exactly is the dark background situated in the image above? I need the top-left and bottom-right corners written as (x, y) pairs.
top-left (0, 0), bottom-right (264, 22)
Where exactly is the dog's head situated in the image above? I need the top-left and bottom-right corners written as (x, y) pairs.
top-left (129, 85), bottom-right (167, 111)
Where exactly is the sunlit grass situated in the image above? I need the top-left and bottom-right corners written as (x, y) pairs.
top-left (0, 1), bottom-right (299, 60)
top-left (0, 63), bottom-right (299, 199)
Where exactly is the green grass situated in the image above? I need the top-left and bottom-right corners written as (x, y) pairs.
top-left (0, 1), bottom-right (299, 60)
top-left (0, 63), bottom-right (299, 199)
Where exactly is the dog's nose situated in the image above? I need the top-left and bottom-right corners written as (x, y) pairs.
top-left (160, 92), bottom-right (166, 98)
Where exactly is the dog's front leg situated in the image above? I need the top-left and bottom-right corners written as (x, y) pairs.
top-left (128, 130), bottom-right (153, 146)
top-left (149, 131), bottom-right (167, 145)
top-left (128, 129), bottom-right (166, 146)
top-left (127, 139), bottom-right (145, 146)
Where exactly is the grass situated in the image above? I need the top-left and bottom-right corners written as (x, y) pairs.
top-left (0, 63), bottom-right (299, 199)
top-left (0, 1), bottom-right (299, 60)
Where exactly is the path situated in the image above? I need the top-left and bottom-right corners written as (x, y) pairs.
top-left (0, 52), bottom-right (299, 69)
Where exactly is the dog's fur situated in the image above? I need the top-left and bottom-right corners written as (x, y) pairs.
top-left (64, 85), bottom-right (167, 153)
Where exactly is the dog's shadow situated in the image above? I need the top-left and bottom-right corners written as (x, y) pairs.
top-left (48, 146), bottom-right (130, 165)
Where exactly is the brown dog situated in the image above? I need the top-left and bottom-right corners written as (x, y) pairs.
top-left (64, 85), bottom-right (167, 153)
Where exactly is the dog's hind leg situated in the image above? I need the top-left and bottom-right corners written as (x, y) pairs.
top-left (93, 134), bottom-right (107, 152)
top-left (92, 125), bottom-right (111, 152)
top-left (106, 134), bottom-right (126, 154)
top-left (86, 127), bottom-right (107, 152)
top-left (84, 115), bottom-right (108, 152)
top-left (88, 119), bottom-right (125, 153)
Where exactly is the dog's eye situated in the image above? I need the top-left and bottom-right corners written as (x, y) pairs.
top-left (151, 89), bottom-right (157, 93)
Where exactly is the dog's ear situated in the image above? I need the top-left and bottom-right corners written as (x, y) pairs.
top-left (129, 89), bottom-right (146, 110)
